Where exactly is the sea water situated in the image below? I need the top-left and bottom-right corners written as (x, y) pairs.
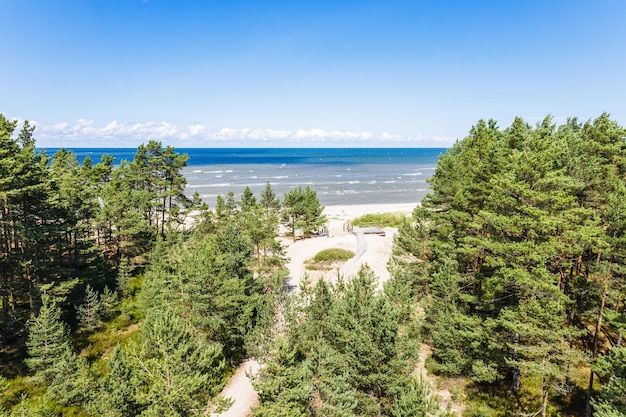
top-left (44, 148), bottom-right (446, 207)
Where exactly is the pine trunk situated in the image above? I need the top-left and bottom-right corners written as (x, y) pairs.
top-left (541, 376), bottom-right (548, 417)
top-left (584, 278), bottom-right (608, 417)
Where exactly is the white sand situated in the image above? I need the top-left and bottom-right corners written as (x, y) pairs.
top-left (283, 202), bottom-right (418, 290)
top-left (211, 359), bottom-right (260, 417)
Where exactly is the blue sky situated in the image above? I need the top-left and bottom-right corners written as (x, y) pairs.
top-left (1, 0), bottom-right (625, 147)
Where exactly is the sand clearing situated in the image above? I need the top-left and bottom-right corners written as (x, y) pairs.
top-left (283, 202), bottom-right (417, 289)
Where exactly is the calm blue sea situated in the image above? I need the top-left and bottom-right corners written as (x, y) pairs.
top-left (42, 148), bottom-right (446, 207)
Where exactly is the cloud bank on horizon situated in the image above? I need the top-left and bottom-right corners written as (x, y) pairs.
top-left (15, 117), bottom-right (456, 148)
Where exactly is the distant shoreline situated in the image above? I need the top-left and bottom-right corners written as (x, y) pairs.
top-left (39, 147), bottom-right (439, 207)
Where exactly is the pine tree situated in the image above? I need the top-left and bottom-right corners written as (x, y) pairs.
top-left (391, 114), bottom-right (626, 413)
top-left (215, 191), bottom-right (238, 222)
top-left (177, 229), bottom-right (258, 362)
top-left (498, 296), bottom-right (582, 417)
top-left (116, 256), bottom-right (132, 296)
top-left (260, 181), bottom-right (280, 211)
top-left (86, 345), bottom-right (144, 417)
top-left (237, 185), bottom-right (284, 268)
top-left (100, 286), bottom-right (119, 320)
top-left (592, 347), bottom-right (626, 417)
top-left (255, 266), bottom-right (431, 416)
top-left (77, 284), bottom-right (102, 330)
top-left (46, 347), bottom-right (95, 407)
top-left (240, 186), bottom-right (257, 212)
top-left (389, 377), bottom-right (438, 417)
top-left (49, 148), bottom-right (100, 272)
top-left (1, 115), bottom-right (60, 341)
top-left (134, 309), bottom-right (225, 416)
top-left (25, 293), bottom-right (71, 383)
top-left (282, 186), bottom-right (325, 240)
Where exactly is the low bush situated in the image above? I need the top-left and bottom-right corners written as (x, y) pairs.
top-left (352, 212), bottom-right (408, 228)
top-left (305, 248), bottom-right (354, 270)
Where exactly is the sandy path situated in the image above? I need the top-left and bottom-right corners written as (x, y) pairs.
top-left (413, 344), bottom-right (464, 416)
top-left (211, 360), bottom-right (261, 417)
top-left (211, 202), bottom-right (418, 417)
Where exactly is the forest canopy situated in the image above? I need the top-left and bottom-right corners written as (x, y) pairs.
top-left (391, 113), bottom-right (626, 416)
top-left (1, 112), bottom-right (625, 416)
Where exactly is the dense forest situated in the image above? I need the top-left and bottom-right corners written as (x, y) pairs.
top-left (391, 113), bottom-right (626, 416)
top-left (0, 112), bottom-right (625, 416)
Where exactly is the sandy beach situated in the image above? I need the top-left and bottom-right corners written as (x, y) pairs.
top-left (282, 202), bottom-right (419, 290)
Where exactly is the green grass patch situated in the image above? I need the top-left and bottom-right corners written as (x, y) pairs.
top-left (351, 212), bottom-right (408, 228)
top-left (1, 376), bottom-right (46, 410)
top-left (311, 248), bottom-right (354, 263)
top-left (305, 248), bottom-right (354, 271)
top-left (73, 276), bottom-right (144, 364)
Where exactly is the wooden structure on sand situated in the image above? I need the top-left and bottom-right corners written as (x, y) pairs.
top-left (343, 222), bottom-right (386, 237)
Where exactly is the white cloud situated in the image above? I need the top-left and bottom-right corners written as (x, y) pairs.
top-left (6, 117), bottom-right (456, 147)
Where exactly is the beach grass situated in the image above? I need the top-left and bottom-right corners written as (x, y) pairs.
top-left (351, 212), bottom-right (408, 228)
top-left (305, 248), bottom-right (354, 270)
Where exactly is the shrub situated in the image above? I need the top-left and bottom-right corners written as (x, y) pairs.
top-left (351, 212), bottom-right (407, 228)
top-left (305, 248), bottom-right (354, 271)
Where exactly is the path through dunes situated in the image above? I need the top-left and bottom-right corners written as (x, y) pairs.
top-left (211, 360), bottom-right (260, 417)
top-left (210, 203), bottom-right (416, 416)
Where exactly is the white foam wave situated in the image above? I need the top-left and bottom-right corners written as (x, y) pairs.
top-left (205, 183), bottom-right (231, 187)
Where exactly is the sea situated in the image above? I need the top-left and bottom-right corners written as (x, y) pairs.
top-left (42, 148), bottom-right (446, 207)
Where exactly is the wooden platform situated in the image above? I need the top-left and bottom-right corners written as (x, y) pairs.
top-left (354, 227), bottom-right (386, 236)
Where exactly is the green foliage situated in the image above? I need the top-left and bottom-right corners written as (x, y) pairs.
top-left (25, 294), bottom-right (72, 384)
top-left (77, 284), bottom-right (103, 330)
top-left (205, 184), bottom-right (285, 272)
top-left (97, 141), bottom-right (190, 264)
top-left (282, 186), bottom-right (326, 239)
top-left (253, 340), bottom-right (312, 417)
top-left (99, 286), bottom-right (119, 320)
top-left (141, 212), bottom-right (284, 363)
top-left (389, 377), bottom-right (438, 417)
top-left (592, 347), bottom-right (626, 416)
top-left (7, 394), bottom-right (56, 417)
top-left (240, 186), bottom-right (257, 211)
top-left (133, 308), bottom-right (225, 416)
top-left (46, 348), bottom-right (95, 408)
top-left (260, 181), bottom-right (281, 210)
top-left (2, 116), bottom-right (276, 415)
top-left (311, 248), bottom-right (354, 263)
top-left (85, 346), bottom-right (143, 417)
top-left (0, 116), bottom-right (86, 351)
top-left (351, 212), bottom-right (408, 228)
top-left (254, 266), bottom-right (436, 416)
top-left (305, 248), bottom-right (354, 271)
top-left (391, 113), bottom-right (626, 415)
top-left (116, 257), bottom-right (132, 296)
